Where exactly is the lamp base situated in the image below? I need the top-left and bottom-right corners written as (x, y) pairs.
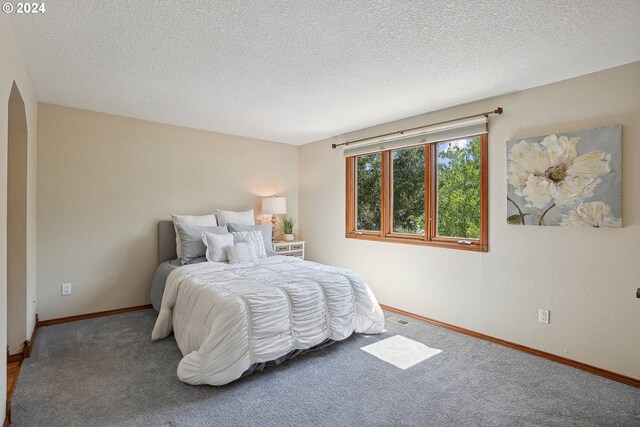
top-left (271, 214), bottom-right (277, 239)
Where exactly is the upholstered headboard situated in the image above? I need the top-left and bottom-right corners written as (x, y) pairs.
top-left (158, 221), bottom-right (177, 265)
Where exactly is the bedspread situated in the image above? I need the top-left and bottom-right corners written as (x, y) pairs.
top-left (151, 256), bottom-right (384, 385)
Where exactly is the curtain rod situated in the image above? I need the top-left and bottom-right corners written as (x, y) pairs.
top-left (331, 107), bottom-right (503, 149)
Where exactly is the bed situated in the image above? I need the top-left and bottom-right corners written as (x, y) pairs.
top-left (151, 221), bottom-right (385, 386)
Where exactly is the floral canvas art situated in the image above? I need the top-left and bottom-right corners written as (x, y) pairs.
top-left (506, 125), bottom-right (621, 227)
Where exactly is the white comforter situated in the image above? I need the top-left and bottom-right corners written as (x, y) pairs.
top-left (151, 256), bottom-right (385, 385)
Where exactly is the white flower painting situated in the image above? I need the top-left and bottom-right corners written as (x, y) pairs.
top-left (507, 125), bottom-right (621, 227)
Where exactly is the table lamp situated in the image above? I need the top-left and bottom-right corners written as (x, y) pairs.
top-left (262, 196), bottom-right (286, 238)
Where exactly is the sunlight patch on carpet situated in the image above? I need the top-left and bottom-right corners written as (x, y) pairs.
top-left (361, 335), bottom-right (442, 370)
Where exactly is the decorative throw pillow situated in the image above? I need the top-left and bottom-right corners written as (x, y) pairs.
top-left (175, 224), bottom-right (228, 264)
top-left (226, 242), bottom-right (258, 264)
top-left (227, 223), bottom-right (274, 256)
top-left (216, 209), bottom-right (255, 226)
top-left (231, 230), bottom-right (267, 259)
top-left (202, 232), bottom-right (235, 262)
top-left (171, 214), bottom-right (217, 258)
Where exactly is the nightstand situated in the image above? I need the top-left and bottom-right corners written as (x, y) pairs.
top-left (272, 240), bottom-right (305, 259)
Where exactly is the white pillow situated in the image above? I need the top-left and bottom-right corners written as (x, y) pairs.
top-left (216, 209), bottom-right (255, 226)
top-left (226, 242), bottom-right (258, 264)
top-left (202, 232), bottom-right (234, 262)
top-left (231, 230), bottom-right (267, 259)
top-left (171, 214), bottom-right (217, 258)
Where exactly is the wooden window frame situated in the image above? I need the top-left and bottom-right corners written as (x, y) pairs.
top-left (345, 133), bottom-right (488, 252)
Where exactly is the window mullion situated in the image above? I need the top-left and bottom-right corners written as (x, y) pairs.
top-left (381, 150), bottom-right (391, 237)
top-left (345, 156), bottom-right (356, 235)
top-left (425, 144), bottom-right (434, 241)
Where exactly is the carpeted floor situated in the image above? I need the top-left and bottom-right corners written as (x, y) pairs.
top-left (12, 309), bottom-right (640, 426)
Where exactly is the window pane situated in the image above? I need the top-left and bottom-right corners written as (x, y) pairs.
top-left (392, 146), bottom-right (425, 234)
top-left (356, 154), bottom-right (381, 231)
top-left (436, 137), bottom-right (481, 239)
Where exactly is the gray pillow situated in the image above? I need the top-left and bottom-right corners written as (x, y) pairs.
top-left (175, 223), bottom-right (228, 264)
top-left (227, 223), bottom-right (274, 256)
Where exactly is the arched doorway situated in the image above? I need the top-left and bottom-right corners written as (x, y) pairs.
top-left (6, 81), bottom-right (28, 357)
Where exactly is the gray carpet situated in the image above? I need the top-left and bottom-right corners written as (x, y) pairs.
top-left (12, 309), bottom-right (640, 427)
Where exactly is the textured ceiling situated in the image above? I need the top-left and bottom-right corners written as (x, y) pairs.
top-left (8, 1), bottom-right (640, 145)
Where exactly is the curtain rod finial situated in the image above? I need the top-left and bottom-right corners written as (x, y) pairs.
top-left (496, 107), bottom-right (503, 114)
top-left (331, 143), bottom-right (337, 149)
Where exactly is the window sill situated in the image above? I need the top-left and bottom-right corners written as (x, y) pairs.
top-left (345, 233), bottom-right (488, 252)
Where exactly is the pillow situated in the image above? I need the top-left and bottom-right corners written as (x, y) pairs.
top-left (226, 242), bottom-right (258, 264)
top-left (216, 209), bottom-right (255, 226)
top-left (175, 223), bottom-right (227, 264)
top-left (231, 230), bottom-right (267, 259)
top-left (202, 232), bottom-right (234, 262)
top-left (227, 223), bottom-right (274, 256)
top-left (171, 214), bottom-right (217, 258)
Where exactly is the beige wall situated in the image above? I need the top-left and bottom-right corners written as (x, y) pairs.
top-left (36, 103), bottom-right (299, 320)
top-left (299, 62), bottom-right (640, 379)
top-left (1, 14), bottom-right (38, 422)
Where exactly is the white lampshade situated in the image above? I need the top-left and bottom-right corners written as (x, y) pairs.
top-left (262, 196), bottom-right (286, 215)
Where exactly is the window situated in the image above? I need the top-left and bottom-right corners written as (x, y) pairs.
top-left (436, 137), bottom-right (481, 239)
top-left (356, 153), bottom-right (382, 231)
top-left (346, 134), bottom-right (487, 251)
top-left (392, 146), bottom-right (425, 234)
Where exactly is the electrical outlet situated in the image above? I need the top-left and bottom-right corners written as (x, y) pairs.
top-left (538, 308), bottom-right (550, 324)
top-left (61, 283), bottom-right (72, 296)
